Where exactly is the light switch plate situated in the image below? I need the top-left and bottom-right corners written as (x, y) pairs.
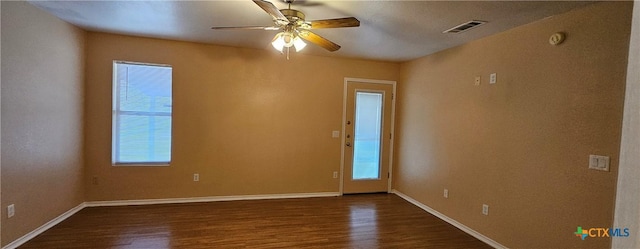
top-left (589, 155), bottom-right (610, 172)
top-left (332, 131), bottom-right (340, 138)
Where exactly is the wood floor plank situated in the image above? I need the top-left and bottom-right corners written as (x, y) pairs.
top-left (19, 194), bottom-right (492, 248)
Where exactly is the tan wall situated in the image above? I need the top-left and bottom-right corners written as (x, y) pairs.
top-left (395, 2), bottom-right (632, 248)
top-left (84, 32), bottom-right (399, 201)
top-left (1, 1), bottom-right (632, 248)
top-left (1, 1), bottom-right (86, 246)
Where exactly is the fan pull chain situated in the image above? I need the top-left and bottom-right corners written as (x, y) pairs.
top-left (287, 47), bottom-right (290, 60)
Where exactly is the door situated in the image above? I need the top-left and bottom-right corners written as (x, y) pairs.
top-left (342, 80), bottom-right (394, 194)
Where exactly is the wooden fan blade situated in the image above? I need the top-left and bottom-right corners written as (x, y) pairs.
top-left (298, 30), bottom-right (340, 52)
top-left (253, 0), bottom-right (288, 24)
top-left (211, 26), bottom-right (280, 30)
top-left (310, 17), bottom-right (360, 29)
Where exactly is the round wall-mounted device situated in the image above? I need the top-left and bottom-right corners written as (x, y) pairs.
top-left (549, 32), bottom-right (566, 45)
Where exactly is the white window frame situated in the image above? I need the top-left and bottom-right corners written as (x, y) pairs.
top-left (112, 60), bottom-right (172, 166)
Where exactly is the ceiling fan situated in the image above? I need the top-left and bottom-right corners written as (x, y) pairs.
top-left (211, 0), bottom-right (360, 55)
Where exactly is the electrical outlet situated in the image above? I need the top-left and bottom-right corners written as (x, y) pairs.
top-left (333, 171), bottom-right (338, 178)
top-left (482, 204), bottom-right (489, 215)
top-left (489, 73), bottom-right (497, 84)
top-left (444, 189), bottom-right (449, 198)
top-left (474, 76), bottom-right (481, 86)
top-left (193, 173), bottom-right (199, 182)
top-left (8, 204), bottom-right (15, 218)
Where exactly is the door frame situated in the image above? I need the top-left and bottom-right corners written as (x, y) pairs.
top-left (340, 77), bottom-right (397, 194)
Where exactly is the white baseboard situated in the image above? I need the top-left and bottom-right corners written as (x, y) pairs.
top-left (2, 192), bottom-right (340, 249)
top-left (391, 189), bottom-right (508, 249)
top-left (2, 203), bottom-right (86, 249)
top-left (85, 192), bottom-right (341, 207)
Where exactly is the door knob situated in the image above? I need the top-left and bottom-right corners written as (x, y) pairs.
top-left (346, 142), bottom-right (351, 147)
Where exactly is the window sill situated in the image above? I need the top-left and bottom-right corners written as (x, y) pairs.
top-left (112, 163), bottom-right (170, 167)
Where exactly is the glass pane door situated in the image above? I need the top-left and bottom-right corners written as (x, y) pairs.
top-left (352, 92), bottom-right (383, 180)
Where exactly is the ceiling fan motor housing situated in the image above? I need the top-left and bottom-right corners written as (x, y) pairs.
top-left (280, 9), bottom-right (311, 29)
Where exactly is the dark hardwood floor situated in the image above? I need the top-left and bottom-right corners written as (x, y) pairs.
top-left (20, 194), bottom-right (492, 248)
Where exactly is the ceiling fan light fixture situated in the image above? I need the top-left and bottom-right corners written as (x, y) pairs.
top-left (293, 36), bottom-right (306, 52)
top-left (272, 31), bottom-right (306, 52)
top-left (282, 32), bottom-right (295, 47)
top-left (271, 32), bottom-right (286, 51)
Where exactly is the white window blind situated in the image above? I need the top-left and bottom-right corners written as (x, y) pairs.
top-left (112, 61), bottom-right (172, 165)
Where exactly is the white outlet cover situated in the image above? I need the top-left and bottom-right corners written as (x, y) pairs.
top-left (482, 204), bottom-right (489, 215)
top-left (489, 73), bottom-right (497, 84)
top-left (193, 174), bottom-right (200, 181)
top-left (8, 204), bottom-right (15, 218)
top-left (444, 189), bottom-right (449, 198)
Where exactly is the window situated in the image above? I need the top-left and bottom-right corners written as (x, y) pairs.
top-left (112, 61), bottom-right (172, 165)
top-left (352, 92), bottom-right (383, 180)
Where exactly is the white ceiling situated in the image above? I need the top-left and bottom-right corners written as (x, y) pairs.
top-left (29, 0), bottom-right (596, 62)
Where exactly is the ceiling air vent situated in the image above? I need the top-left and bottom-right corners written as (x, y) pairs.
top-left (443, 20), bottom-right (487, 34)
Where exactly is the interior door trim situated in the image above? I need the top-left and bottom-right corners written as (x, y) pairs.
top-left (340, 77), bottom-right (397, 195)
